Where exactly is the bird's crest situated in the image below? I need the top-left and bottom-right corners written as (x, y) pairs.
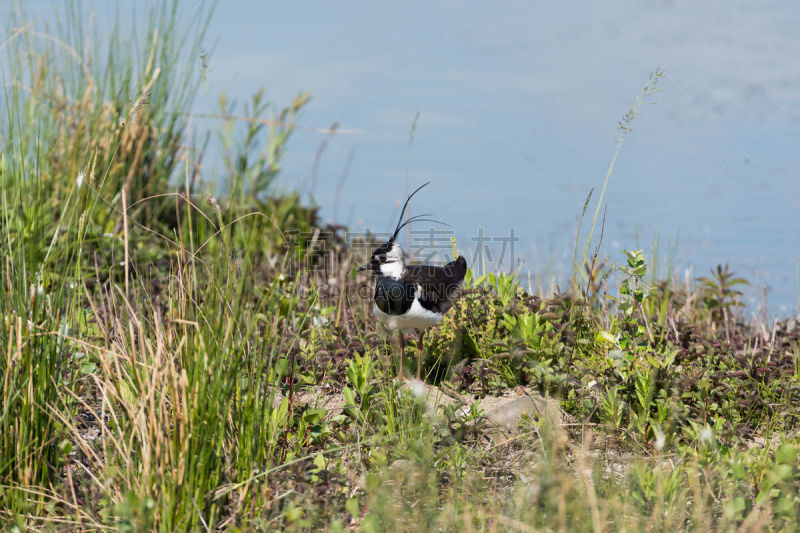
top-left (389, 182), bottom-right (448, 242)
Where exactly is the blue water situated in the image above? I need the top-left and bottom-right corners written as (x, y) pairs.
top-left (10, 1), bottom-right (800, 314)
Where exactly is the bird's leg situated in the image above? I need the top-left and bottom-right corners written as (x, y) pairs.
top-left (417, 329), bottom-right (425, 380)
top-left (398, 330), bottom-right (405, 378)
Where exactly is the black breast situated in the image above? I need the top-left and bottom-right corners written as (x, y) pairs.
top-left (374, 277), bottom-right (415, 315)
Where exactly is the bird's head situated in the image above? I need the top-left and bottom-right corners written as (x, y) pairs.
top-left (358, 240), bottom-right (405, 279)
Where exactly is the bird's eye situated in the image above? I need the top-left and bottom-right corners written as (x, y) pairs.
top-left (379, 254), bottom-right (387, 262)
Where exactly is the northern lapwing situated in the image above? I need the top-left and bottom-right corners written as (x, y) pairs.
top-left (358, 183), bottom-right (467, 379)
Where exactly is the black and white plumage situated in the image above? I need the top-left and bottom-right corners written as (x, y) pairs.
top-left (358, 183), bottom-right (467, 378)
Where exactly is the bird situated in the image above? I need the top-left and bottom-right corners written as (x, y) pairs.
top-left (358, 183), bottom-right (467, 379)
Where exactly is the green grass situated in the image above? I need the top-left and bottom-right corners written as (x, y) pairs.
top-left (3, 3), bottom-right (800, 531)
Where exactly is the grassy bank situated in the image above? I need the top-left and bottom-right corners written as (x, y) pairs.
top-left (2, 3), bottom-right (800, 531)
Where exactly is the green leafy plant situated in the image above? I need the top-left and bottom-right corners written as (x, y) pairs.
top-left (697, 263), bottom-right (749, 336)
top-left (489, 271), bottom-right (520, 307)
top-left (502, 310), bottom-right (553, 350)
top-left (601, 386), bottom-right (625, 431)
top-left (618, 250), bottom-right (651, 321)
top-left (756, 442), bottom-right (800, 521)
top-left (343, 352), bottom-right (375, 422)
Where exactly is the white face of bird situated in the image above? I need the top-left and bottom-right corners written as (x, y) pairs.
top-left (357, 241), bottom-right (405, 279)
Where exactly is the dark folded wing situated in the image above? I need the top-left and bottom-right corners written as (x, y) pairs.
top-left (402, 256), bottom-right (467, 313)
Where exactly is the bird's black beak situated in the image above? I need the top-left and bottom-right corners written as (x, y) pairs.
top-left (357, 262), bottom-right (371, 273)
